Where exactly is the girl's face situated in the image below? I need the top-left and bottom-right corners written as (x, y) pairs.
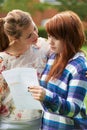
top-left (48, 35), bottom-right (63, 54)
top-left (19, 22), bottom-right (38, 46)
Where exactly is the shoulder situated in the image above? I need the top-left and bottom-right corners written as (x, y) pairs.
top-left (37, 37), bottom-right (50, 49)
top-left (0, 52), bottom-right (9, 61)
top-left (0, 52), bottom-right (9, 71)
top-left (0, 52), bottom-right (6, 62)
top-left (66, 52), bottom-right (87, 74)
top-left (70, 52), bottom-right (86, 68)
top-left (35, 37), bottom-right (50, 56)
top-left (38, 37), bottom-right (49, 44)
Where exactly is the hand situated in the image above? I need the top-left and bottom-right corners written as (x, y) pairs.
top-left (28, 86), bottom-right (46, 102)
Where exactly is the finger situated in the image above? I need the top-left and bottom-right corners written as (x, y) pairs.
top-left (29, 87), bottom-right (42, 92)
top-left (31, 94), bottom-right (43, 101)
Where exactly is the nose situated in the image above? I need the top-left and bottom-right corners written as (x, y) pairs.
top-left (33, 31), bottom-right (38, 39)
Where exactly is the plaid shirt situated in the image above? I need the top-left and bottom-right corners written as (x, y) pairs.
top-left (40, 52), bottom-right (87, 130)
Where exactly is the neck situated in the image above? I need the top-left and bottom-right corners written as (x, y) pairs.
top-left (5, 41), bottom-right (30, 56)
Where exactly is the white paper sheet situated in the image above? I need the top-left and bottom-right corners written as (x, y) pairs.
top-left (2, 68), bottom-right (42, 110)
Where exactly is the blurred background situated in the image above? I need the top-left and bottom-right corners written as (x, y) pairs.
top-left (0, 0), bottom-right (87, 38)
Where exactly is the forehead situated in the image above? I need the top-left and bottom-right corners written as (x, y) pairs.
top-left (22, 22), bottom-right (35, 36)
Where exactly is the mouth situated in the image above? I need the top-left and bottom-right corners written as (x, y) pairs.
top-left (32, 38), bottom-right (38, 43)
top-left (51, 46), bottom-right (55, 50)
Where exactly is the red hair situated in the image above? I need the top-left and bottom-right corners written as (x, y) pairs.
top-left (45, 11), bottom-right (85, 81)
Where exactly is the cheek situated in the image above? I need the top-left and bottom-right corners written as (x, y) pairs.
top-left (27, 38), bottom-right (37, 45)
top-left (25, 39), bottom-right (32, 45)
top-left (55, 43), bottom-right (62, 52)
top-left (58, 45), bottom-right (63, 53)
top-left (55, 42), bottom-right (59, 49)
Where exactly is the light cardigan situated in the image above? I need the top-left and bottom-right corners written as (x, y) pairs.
top-left (0, 38), bottom-right (49, 125)
top-left (40, 52), bottom-right (87, 130)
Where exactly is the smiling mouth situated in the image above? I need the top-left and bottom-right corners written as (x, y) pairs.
top-left (33, 38), bottom-right (38, 43)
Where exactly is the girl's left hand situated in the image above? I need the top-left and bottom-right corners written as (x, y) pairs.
top-left (28, 86), bottom-right (46, 102)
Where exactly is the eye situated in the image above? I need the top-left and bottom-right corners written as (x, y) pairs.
top-left (26, 26), bottom-right (38, 39)
top-left (27, 33), bottom-right (32, 39)
top-left (34, 26), bottom-right (36, 30)
top-left (34, 26), bottom-right (38, 32)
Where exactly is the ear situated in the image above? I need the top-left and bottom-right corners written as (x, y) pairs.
top-left (9, 38), bottom-right (18, 46)
top-left (8, 35), bottom-right (14, 42)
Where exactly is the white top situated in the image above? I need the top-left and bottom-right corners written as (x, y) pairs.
top-left (0, 37), bottom-right (50, 123)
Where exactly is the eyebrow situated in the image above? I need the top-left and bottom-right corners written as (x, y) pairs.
top-left (26, 26), bottom-right (35, 39)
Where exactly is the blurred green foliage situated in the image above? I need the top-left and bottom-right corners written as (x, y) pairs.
top-left (0, 0), bottom-right (87, 21)
top-left (38, 27), bottom-right (47, 38)
top-left (0, 0), bottom-right (53, 14)
top-left (0, 0), bottom-right (31, 13)
top-left (0, 0), bottom-right (4, 5)
top-left (56, 0), bottom-right (87, 20)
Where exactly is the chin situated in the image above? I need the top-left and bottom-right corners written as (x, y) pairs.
top-left (50, 49), bottom-right (55, 53)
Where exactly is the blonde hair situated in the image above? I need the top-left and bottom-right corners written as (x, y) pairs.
top-left (0, 9), bottom-right (33, 51)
